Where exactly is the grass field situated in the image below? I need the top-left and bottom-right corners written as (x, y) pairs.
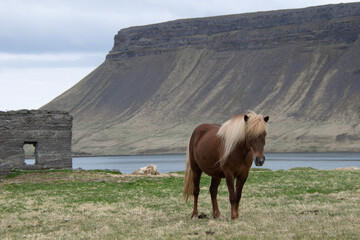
top-left (0, 168), bottom-right (359, 239)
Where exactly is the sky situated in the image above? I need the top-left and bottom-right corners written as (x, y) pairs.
top-left (0, 0), bottom-right (356, 111)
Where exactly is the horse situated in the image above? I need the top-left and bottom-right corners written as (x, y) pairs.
top-left (183, 112), bottom-right (269, 220)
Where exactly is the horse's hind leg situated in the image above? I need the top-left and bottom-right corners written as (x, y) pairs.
top-left (191, 168), bottom-right (202, 219)
top-left (210, 177), bottom-right (221, 218)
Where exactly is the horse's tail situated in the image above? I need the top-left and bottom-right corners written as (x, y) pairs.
top-left (183, 138), bottom-right (194, 203)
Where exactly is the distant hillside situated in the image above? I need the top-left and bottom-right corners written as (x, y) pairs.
top-left (42, 2), bottom-right (360, 155)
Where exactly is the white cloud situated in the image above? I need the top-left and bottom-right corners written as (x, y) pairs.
top-left (0, 52), bottom-right (102, 62)
top-left (0, 52), bottom-right (105, 68)
top-left (0, 67), bottom-right (95, 111)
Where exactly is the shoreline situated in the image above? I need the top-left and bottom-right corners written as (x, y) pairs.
top-left (72, 151), bottom-right (360, 158)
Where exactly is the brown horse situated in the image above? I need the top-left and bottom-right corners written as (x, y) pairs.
top-left (183, 112), bottom-right (269, 220)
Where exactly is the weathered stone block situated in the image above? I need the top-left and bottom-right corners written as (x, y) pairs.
top-left (0, 110), bottom-right (73, 172)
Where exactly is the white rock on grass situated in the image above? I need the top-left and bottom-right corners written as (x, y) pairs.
top-left (131, 165), bottom-right (160, 175)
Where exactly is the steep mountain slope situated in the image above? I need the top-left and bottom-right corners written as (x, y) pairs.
top-left (43, 3), bottom-right (360, 155)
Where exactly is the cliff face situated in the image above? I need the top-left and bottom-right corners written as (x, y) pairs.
top-left (109, 3), bottom-right (360, 58)
top-left (43, 3), bottom-right (360, 155)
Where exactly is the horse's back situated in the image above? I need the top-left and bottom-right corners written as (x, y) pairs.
top-left (191, 123), bottom-right (219, 141)
top-left (190, 124), bottom-right (223, 177)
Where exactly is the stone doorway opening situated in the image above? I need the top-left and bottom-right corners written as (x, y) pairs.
top-left (23, 142), bottom-right (38, 165)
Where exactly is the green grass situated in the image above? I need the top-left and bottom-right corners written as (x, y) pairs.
top-left (0, 168), bottom-right (359, 239)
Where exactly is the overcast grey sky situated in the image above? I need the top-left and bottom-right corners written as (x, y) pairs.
top-left (0, 0), bottom-right (356, 110)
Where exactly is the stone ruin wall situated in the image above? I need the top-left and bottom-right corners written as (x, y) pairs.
top-left (0, 110), bottom-right (72, 173)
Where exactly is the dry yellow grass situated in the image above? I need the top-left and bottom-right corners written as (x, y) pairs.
top-left (0, 168), bottom-right (359, 239)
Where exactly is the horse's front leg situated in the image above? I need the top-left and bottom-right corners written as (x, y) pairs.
top-left (225, 175), bottom-right (237, 220)
top-left (234, 175), bottom-right (248, 219)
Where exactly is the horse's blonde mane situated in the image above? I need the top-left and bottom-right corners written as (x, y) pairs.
top-left (217, 111), bottom-right (268, 162)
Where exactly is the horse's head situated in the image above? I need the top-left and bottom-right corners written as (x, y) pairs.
top-left (245, 115), bottom-right (269, 166)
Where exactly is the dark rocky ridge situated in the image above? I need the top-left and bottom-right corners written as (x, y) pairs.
top-left (108, 3), bottom-right (360, 58)
top-left (43, 3), bottom-right (360, 155)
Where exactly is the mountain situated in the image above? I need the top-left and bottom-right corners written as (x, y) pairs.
top-left (42, 2), bottom-right (360, 155)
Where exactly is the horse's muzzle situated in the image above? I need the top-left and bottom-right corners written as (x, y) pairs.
top-left (255, 156), bottom-right (265, 166)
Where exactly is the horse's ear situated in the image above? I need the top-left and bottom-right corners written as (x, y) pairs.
top-left (244, 115), bottom-right (249, 122)
top-left (264, 116), bottom-right (269, 122)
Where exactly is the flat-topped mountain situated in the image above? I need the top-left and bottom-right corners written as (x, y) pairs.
top-left (109, 3), bottom-right (360, 58)
top-left (43, 2), bottom-right (360, 155)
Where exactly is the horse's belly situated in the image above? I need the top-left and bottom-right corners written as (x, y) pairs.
top-left (203, 168), bottom-right (225, 178)
top-left (195, 154), bottom-right (224, 178)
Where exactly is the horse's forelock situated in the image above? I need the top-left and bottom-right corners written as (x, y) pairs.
top-left (217, 112), bottom-right (267, 162)
top-left (246, 113), bottom-right (268, 139)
